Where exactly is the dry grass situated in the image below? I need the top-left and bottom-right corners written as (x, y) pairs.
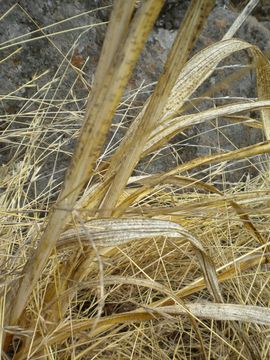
top-left (1, 0), bottom-right (270, 358)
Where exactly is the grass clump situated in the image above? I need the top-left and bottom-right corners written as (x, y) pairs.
top-left (1, 0), bottom-right (270, 358)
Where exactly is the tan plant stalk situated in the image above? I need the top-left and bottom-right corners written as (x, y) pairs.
top-left (4, 0), bottom-right (165, 335)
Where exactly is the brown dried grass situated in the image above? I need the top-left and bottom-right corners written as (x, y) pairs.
top-left (1, 0), bottom-right (270, 359)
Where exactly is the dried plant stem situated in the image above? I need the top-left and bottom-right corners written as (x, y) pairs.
top-left (4, 0), bottom-right (164, 334)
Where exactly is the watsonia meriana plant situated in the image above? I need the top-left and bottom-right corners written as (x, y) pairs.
top-left (2, 0), bottom-right (270, 358)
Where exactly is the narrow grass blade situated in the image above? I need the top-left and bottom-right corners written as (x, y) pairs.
top-left (144, 100), bottom-right (270, 156)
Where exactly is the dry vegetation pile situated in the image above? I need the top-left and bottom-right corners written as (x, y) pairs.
top-left (1, 0), bottom-right (270, 359)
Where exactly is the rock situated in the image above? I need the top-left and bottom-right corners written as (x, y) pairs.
top-left (1, 1), bottom-right (270, 194)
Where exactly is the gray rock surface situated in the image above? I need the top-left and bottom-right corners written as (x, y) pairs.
top-left (1, 1), bottom-right (270, 196)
